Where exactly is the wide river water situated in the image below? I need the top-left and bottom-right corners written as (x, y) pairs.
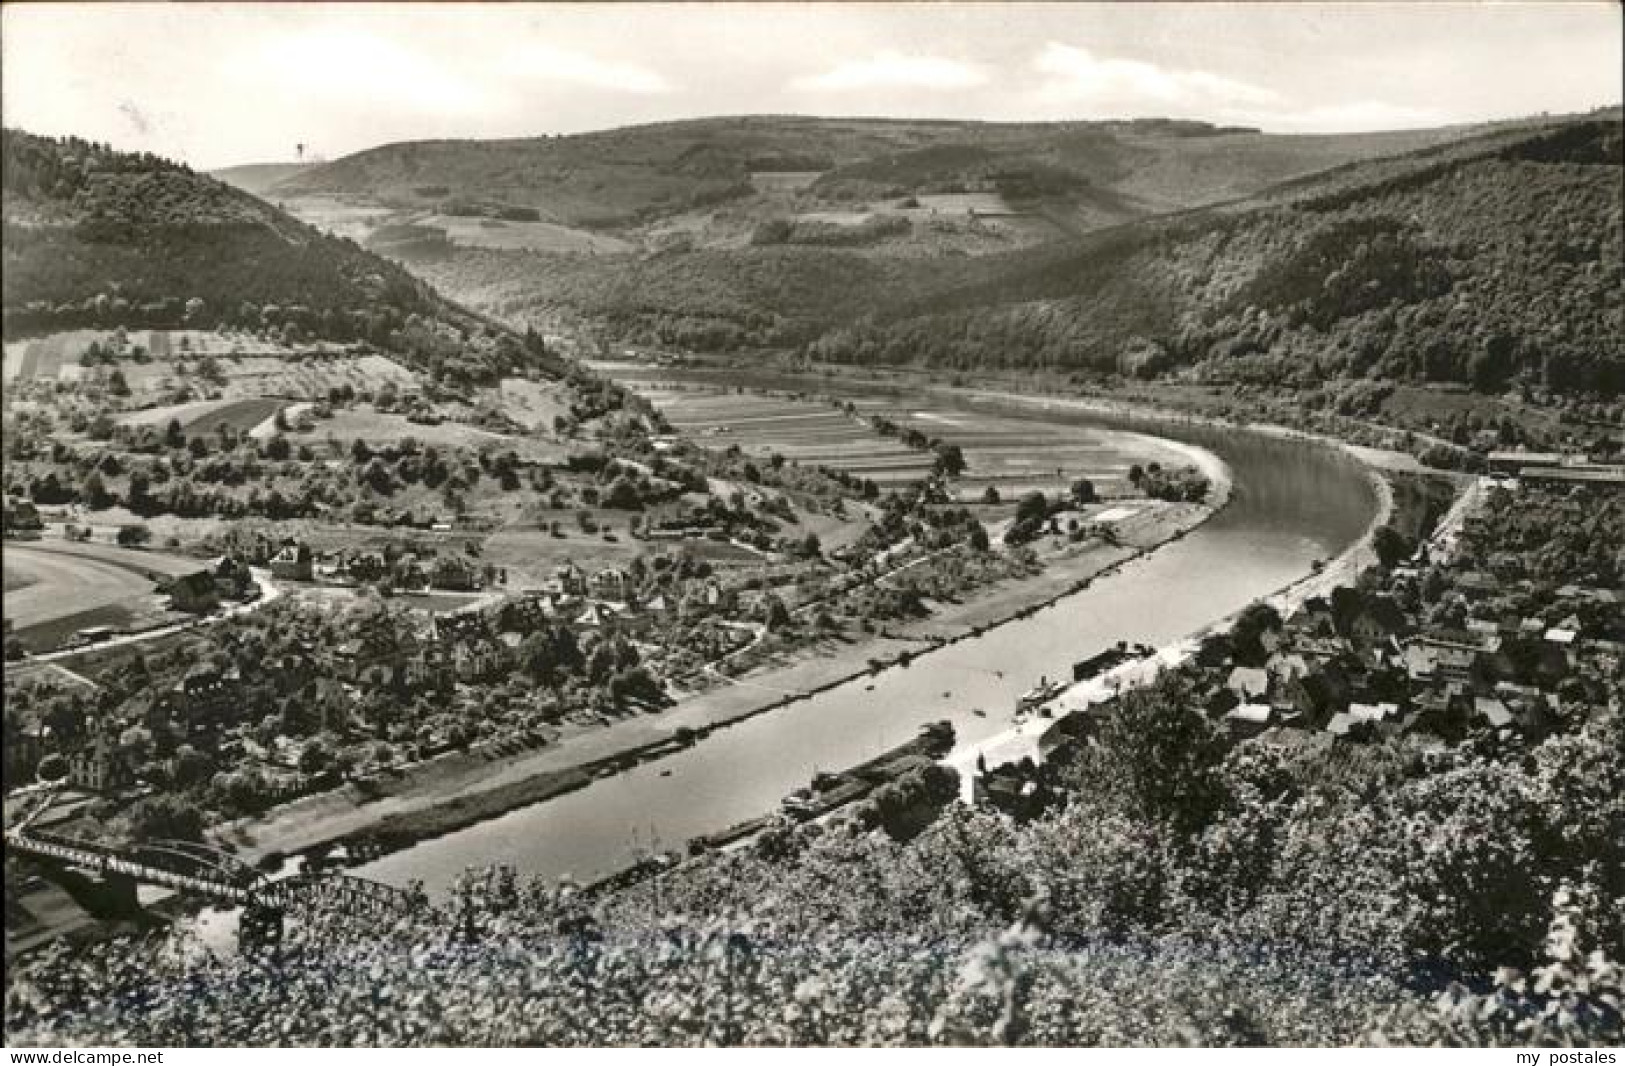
top-left (357, 383), bottom-right (1378, 895)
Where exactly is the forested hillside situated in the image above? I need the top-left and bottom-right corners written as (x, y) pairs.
top-left (274, 115), bottom-right (1488, 229)
top-left (808, 116), bottom-right (1623, 398)
top-left (351, 112), bottom-right (1619, 402)
top-left (2, 131), bottom-right (548, 385)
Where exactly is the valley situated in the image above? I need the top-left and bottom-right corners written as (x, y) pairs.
top-left (2, 16), bottom-right (1622, 1044)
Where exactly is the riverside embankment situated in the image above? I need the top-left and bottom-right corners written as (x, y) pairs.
top-left (350, 386), bottom-right (1376, 895)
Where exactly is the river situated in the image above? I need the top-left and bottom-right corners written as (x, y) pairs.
top-left (354, 385), bottom-right (1378, 895)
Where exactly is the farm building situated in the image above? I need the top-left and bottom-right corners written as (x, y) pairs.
top-left (270, 542), bottom-right (313, 581)
top-left (432, 555), bottom-right (480, 591)
top-left (590, 567), bottom-right (630, 602)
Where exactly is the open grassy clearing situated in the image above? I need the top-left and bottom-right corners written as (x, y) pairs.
top-left (290, 406), bottom-right (565, 459)
top-left (1, 542), bottom-right (192, 649)
top-left (420, 214), bottom-right (632, 254)
top-left (749, 171), bottom-right (823, 193)
top-left (275, 195), bottom-right (398, 243)
top-left (491, 377), bottom-right (573, 432)
top-left (6, 538), bottom-right (207, 579)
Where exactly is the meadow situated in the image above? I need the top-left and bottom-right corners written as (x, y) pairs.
top-left (623, 383), bottom-right (937, 488)
top-left (1, 540), bottom-right (200, 651)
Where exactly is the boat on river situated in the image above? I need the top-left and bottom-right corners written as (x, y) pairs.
top-left (1016, 676), bottom-right (1065, 713)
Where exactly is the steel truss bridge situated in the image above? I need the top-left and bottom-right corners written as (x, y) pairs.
top-left (5, 789), bottom-right (425, 923)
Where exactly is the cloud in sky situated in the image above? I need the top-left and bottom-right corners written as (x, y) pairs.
top-left (1029, 42), bottom-right (1453, 132)
top-left (1034, 42), bottom-right (1280, 112)
top-left (1270, 100), bottom-right (1449, 134)
top-left (504, 44), bottom-right (672, 95)
top-left (792, 50), bottom-right (988, 92)
top-left (2, 4), bottom-right (1617, 168)
top-left (232, 28), bottom-right (490, 116)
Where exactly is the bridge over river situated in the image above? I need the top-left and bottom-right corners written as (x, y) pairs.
top-left (6, 789), bottom-right (424, 942)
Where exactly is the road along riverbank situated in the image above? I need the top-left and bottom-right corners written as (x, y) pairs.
top-left (213, 423), bottom-right (1232, 869)
top-left (345, 390), bottom-right (1377, 895)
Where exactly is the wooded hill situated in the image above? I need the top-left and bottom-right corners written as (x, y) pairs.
top-left (2, 130), bottom-right (552, 386)
top-left (269, 114), bottom-right (1501, 230)
top-left (267, 110), bottom-right (1622, 398)
top-left (806, 115), bottom-right (1623, 397)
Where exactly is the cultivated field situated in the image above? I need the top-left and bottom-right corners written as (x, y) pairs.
top-left (10, 329), bottom-right (421, 403)
top-left (2, 540), bottom-right (200, 652)
top-left (621, 382), bottom-right (937, 487)
top-left (118, 397), bottom-right (284, 436)
top-left (3, 330), bottom-right (109, 383)
top-left (607, 368), bottom-right (1200, 501)
top-left (884, 408), bottom-right (1194, 502)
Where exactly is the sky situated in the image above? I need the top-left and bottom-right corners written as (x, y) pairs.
top-left (3, 2), bottom-right (1620, 170)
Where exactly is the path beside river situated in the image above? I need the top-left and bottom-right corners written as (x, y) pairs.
top-left (214, 483), bottom-right (1220, 864)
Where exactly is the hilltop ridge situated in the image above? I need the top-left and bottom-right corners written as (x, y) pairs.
top-left (2, 129), bottom-right (547, 386)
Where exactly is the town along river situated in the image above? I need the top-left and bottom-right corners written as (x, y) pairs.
top-left (356, 388), bottom-right (1379, 896)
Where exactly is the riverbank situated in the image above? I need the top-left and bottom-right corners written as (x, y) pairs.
top-left (213, 447), bottom-right (1232, 868)
top-left (941, 410), bottom-right (1399, 780)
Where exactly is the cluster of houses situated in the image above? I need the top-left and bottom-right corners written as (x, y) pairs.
top-left (1205, 587), bottom-right (1604, 745)
top-left (318, 548), bottom-right (487, 592)
top-left (328, 561), bottom-right (729, 691)
top-left (971, 527), bottom-right (1620, 821)
top-left (7, 661), bottom-right (260, 794)
top-left (165, 555), bottom-right (258, 613)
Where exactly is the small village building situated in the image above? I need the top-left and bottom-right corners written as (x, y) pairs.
top-left (1473, 696), bottom-right (1515, 730)
top-left (452, 637), bottom-right (511, 683)
top-left (1225, 666), bottom-right (1270, 702)
top-left (1345, 596), bottom-right (1408, 646)
top-left (1544, 627), bottom-right (1578, 648)
top-left (269, 542), bottom-right (314, 581)
top-left (1452, 572), bottom-right (1502, 602)
top-left (68, 738), bottom-right (134, 793)
top-left (1224, 703), bottom-right (1273, 738)
top-left (590, 567), bottom-right (630, 602)
top-left (432, 554), bottom-right (479, 591)
top-left (1518, 465), bottom-right (1625, 490)
top-left (552, 563), bottom-right (587, 597)
top-left (1347, 701), bottom-right (1400, 725)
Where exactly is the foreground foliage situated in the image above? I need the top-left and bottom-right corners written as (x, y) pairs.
top-left (8, 674), bottom-right (1619, 1046)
